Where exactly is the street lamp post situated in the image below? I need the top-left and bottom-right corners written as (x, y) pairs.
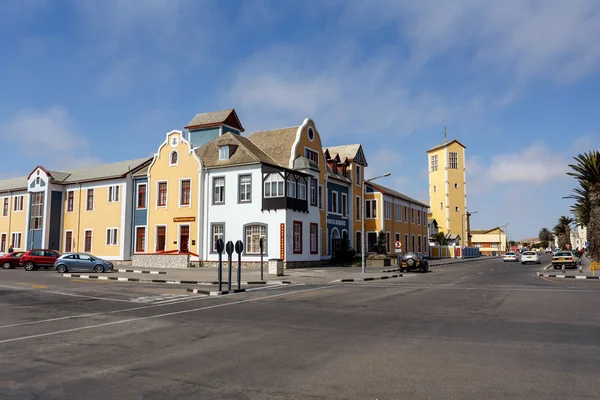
top-left (461, 211), bottom-right (477, 259)
top-left (362, 172), bottom-right (391, 273)
top-left (498, 223), bottom-right (509, 256)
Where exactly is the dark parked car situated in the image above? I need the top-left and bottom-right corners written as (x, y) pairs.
top-left (54, 253), bottom-right (113, 273)
top-left (20, 249), bottom-right (61, 271)
top-left (400, 252), bottom-right (429, 273)
top-left (1, 252), bottom-right (24, 269)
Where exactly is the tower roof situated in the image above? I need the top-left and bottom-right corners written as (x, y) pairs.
top-left (427, 139), bottom-right (466, 153)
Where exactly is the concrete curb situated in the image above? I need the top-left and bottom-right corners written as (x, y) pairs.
top-left (115, 269), bottom-right (167, 275)
top-left (332, 274), bottom-right (403, 283)
top-left (62, 273), bottom-right (293, 285)
top-left (429, 257), bottom-right (486, 267)
top-left (187, 288), bottom-right (247, 296)
top-left (536, 272), bottom-right (599, 280)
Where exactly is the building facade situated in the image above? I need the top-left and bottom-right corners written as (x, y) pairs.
top-left (470, 227), bottom-right (507, 256)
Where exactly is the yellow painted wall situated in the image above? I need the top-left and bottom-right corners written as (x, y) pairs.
top-left (350, 161), bottom-right (363, 250)
top-left (147, 131), bottom-right (201, 254)
top-left (446, 142), bottom-right (466, 237)
top-left (0, 193), bottom-right (29, 250)
top-left (428, 146), bottom-right (446, 232)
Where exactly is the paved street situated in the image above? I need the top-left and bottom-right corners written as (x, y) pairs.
top-left (1, 254), bottom-right (599, 400)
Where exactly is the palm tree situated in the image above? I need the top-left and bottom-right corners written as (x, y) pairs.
top-left (564, 181), bottom-right (590, 227)
top-left (553, 216), bottom-right (574, 250)
top-left (432, 232), bottom-right (449, 246)
top-left (567, 150), bottom-right (600, 261)
top-left (538, 228), bottom-right (553, 249)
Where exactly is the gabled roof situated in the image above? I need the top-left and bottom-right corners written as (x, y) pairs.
top-left (326, 164), bottom-right (351, 184)
top-left (366, 182), bottom-right (429, 208)
top-left (0, 176), bottom-right (28, 193)
top-left (247, 126), bottom-right (300, 168)
top-left (324, 144), bottom-right (367, 166)
top-left (185, 109), bottom-right (245, 132)
top-left (427, 139), bottom-right (467, 153)
top-left (196, 132), bottom-right (278, 168)
top-left (471, 227), bottom-right (505, 235)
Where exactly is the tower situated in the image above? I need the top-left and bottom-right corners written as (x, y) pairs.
top-left (427, 128), bottom-right (467, 244)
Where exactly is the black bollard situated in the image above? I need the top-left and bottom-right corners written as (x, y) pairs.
top-left (235, 240), bottom-right (243, 290)
top-left (225, 241), bottom-right (234, 291)
top-left (259, 238), bottom-right (264, 281)
top-left (216, 239), bottom-right (224, 292)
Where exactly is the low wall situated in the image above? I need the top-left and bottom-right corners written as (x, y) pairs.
top-left (132, 254), bottom-right (190, 269)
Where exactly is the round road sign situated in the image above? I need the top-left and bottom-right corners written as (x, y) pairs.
top-left (395, 241), bottom-right (402, 249)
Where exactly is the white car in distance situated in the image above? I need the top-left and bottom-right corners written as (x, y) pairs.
top-left (520, 251), bottom-right (540, 264)
top-left (503, 252), bottom-right (519, 262)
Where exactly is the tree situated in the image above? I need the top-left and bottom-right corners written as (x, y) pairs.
top-left (432, 232), bottom-right (449, 246)
top-left (538, 228), bottom-right (553, 249)
top-left (567, 150), bottom-right (600, 262)
top-left (553, 216), bottom-right (574, 250)
top-left (375, 231), bottom-right (387, 254)
top-left (508, 240), bottom-right (517, 247)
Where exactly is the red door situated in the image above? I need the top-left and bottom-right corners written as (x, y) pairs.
top-left (179, 225), bottom-right (190, 253)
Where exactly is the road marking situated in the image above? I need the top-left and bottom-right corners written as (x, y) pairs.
top-left (478, 272), bottom-right (483, 275)
top-left (461, 276), bottom-right (469, 280)
top-left (16, 282), bottom-right (48, 289)
top-left (0, 284), bottom-right (133, 303)
top-left (70, 279), bottom-right (113, 284)
top-left (0, 285), bottom-right (334, 345)
top-left (489, 269), bottom-right (495, 271)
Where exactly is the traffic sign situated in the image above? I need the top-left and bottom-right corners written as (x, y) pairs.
top-left (585, 241), bottom-right (589, 247)
top-left (395, 241), bottom-right (402, 249)
top-left (566, 243), bottom-right (571, 250)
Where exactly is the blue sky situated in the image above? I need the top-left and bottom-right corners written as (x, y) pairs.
top-left (1, 0), bottom-right (599, 241)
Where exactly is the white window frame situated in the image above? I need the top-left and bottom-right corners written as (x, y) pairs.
top-left (136, 183), bottom-right (147, 209)
top-left (264, 174), bottom-right (284, 198)
top-left (30, 192), bottom-right (44, 229)
top-left (107, 185), bottom-right (120, 203)
top-left (106, 227), bottom-right (118, 246)
top-left (287, 179), bottom-right (296, 199)
top-left (64, 230), bottom-right (73, 253)
top-left (86, 188), bottom-right (94, 211)
top-left (179, 178), bottom-right (192, 208)
top-left (170, 150), bottom-right (179, 166)
top-left (318, 185), bottom-right (324, 210)
top-left (298, 180), bottom-right (307, 201)
top-left (293, 221), bottom-right (302, 253)
top-left (310, 178), bottom-right (317, 206)
top-left (310, 223), bottom-right (318, 254)
top-left (417, 210), bottom-right (421, 225)
top-left (13, 195), bottom-right (24, 212)
top-left (455, 206), bottom-right (460, 212)
top-left (404, 206), bottom-right (408, 222)
top-left (331, 191), bottom-right (338, 214)
top-left (430, 154), bottom-right (438, 171)
top-left (134, 226), bottom-right (146, 253)
top-left (365, 199), bottom-right (377, 219)
top-left (384, 201), bottom-right (392, 220)
top-left (244, 224), bottom-right (266, 255)
top-left (219, 146), bottom-right (229, 160)
top-left (341, 193), bottom-right (348, 217)
top-left (66, 190), bottom-right (75, 212)
top-left (156, 180), bottom-right (168, 208)
top-left (395, 204), bottom-right (401, 221)
top-left (83, 229), bottom-right (93, 253)
top-left (239, 174), bottom-right (252, 203)
top-left (355, 196), bottom-right (361, 221)
top-left (211, 223), bottom-right (225, 253)
top-left (213, 176), bottom-right (225, 205)
top-left (2, 198), bottom-right (8, 217)
top-left (11, 232), bottom-right (22, 249)
top-left (449, 152), bottom-right (458, 169)
top-left (155, 225), bottom-right (167, 252)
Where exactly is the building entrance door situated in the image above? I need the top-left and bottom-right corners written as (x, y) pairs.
top-left (179, 225), bottom-right (190, 253)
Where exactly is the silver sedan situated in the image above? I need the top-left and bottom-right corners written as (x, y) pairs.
top-left (54, 253), bottom-right (113, 273)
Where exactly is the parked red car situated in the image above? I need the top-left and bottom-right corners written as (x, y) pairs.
top-left (20, 249), bottom-right (61, 271)
top-left (1, 252), bottom-right (25, 269)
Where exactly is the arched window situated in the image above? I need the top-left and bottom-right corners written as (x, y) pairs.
top-left (170, 150), bottom-right (178, 166)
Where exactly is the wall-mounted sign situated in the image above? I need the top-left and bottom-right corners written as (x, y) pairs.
top-left (173, 216), bottom-right (195, 222)
top-left (326, 218), bottom-right (347, 227)
top-left (280, 223), bottom-right (285, 260)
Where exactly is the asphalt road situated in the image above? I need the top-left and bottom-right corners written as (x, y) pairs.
top-left (1, 255), bottom-right (599, 400)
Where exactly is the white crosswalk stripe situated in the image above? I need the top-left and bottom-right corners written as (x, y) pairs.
top-left (130, 294), bottom-right (193, 304)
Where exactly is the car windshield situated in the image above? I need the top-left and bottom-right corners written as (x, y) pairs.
top-left (555, 252), bottom-right (572, 257)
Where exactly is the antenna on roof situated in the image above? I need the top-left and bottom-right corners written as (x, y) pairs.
top-left (443, 126), bottom-right (448, 143)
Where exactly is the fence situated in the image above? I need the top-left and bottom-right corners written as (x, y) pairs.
top-left (429, 246), bottom-right (481, 259)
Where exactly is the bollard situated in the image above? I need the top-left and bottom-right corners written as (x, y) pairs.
top-left (216, 239), bottom-right (224, 292)
top-left (235, 240), bottom-right (243, 290)
top-left (226, 241), bottom-right (234, 291)
top-left (259, 238), bottom-right (264, 281)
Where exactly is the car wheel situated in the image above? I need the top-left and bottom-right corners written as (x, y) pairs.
top-left (24, 261), bottom-right (35, 271)
top-left (56, 264), bottom-right (67, 273)
top-left (407, 259), bottom-right (416, 268)
top-left (94, 265), bottom-right (104, 273)
top-left (2, 262), bottom-right (11, 269)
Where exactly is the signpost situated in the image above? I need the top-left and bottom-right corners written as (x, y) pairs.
top-left (235, 240), bottom-right (243, 290)
top-left (394, 241), bottom-right (402, 253)
top-left (225, 241), bottom-right (234, 291)
top-left (215, 239), bottom-right (224, 292)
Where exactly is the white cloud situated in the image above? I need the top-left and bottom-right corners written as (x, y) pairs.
top-left (570, 133), bottom-right (600, 153)
top-left (488, 142), bottom-right (569, 183)
top-left (0, 107), bottom-right (101, 170)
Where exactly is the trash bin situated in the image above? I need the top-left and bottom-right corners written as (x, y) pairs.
top-left (268, 259), bottom-right (284, 276)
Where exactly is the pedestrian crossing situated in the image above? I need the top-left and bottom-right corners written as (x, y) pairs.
top-left (130, 293), bottom-right (195, 304)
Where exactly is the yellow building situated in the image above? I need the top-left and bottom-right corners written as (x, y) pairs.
top-left (470, 227), bottom-right (507, 256)
top-left (427, 134), bottom-right (468, 245)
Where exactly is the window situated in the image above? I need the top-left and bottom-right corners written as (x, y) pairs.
top-left (212, 223), bottom-right (224, 252)
top-left (355, 231), bottom-right (362, 252)
top-left (412, 235), bottom-right (416, 252)
top-left (11, 232), bottom-right (22, 249)
top-left (298, 180), bottom-right (307, 200)
top-left (411, 209), bottom-right (415, 224)
top-left (454, 183), bottom-right (459, 189)
top-left (404, 234), bottom-right (409, 252)
top-left (264, 174), bottom-right (284, 198)
top-left (180, 179), bottom-right (191, 206)
top-left (418, 235), bottom-right (422, 252)
top-left (384, 201), bottom-right (392, 220)
top-left (36, 177), bottom-right (40, 185)
top-left (245, 224), bottom-right (266, 254)
top-left (395, 204), bottom-right (401, 221)
top-left (213, 177), bottom-right (225, 204)
top-left (356, 196), bottom-right (361, 221)
top-left (65, 231), bottom-right (72, 252)
top-left (365, 199), bottom-right (377, 219)
top-left (84, 230), bottom-right (92, 252)
top-left (30, 192), bottom-right (43, 230)
top-left (404, 206), bottom-right (408, 222)
top-left (67, 191), bottom-right (74, 212)
top-left (293, 221), bottom-right (302, 254)
top-left (355, 166), bottom-right (361, 185)
top-left (106, 228), bottom-right (118, 245)
top-left (430, 155), bottom-right (438, 171)
top-left (341, 193), bottom-right (347, 217)
top-left (239, 175), bottom-right (251, 202)
top-left (307, 127), bottom-right (314, 141)
top-left (156, 226), bottom-right (166, 252)
top-left (170, 150), bottom-right (178, 166)
top-left (417, 210), bottom-right (421, 225)
top-left (86, 189), bottom-right (94, 210)
top-left (305, 148), bottom-right (319, 165)
top-left (219, 146), bottom-right (229, 160)
top-left (455, 206), bottom-right (460, 212)
top-left (135, 227), bottom-right (146, 253)
top-left (310, 223), bottom-right (318, 254)
top-left (395, 233), bottom-right (400, 243)
top-left (386, 232), bottom-right (391, 253)
top-left (433, 186), bottom-right (436, 193)
top-left (310, 178), bottom-right (317, 206)
top-left (287, 179), bottom-right (296, 198)
top-left (440, 202), bottom-right (443, 210)
top-left (108, 185), bottom-right (120, 202)
top-left (449, 152), bottom-right (458, 169)
top-left (137, 184), bottom-right (147, 209)
top-left (0, 233), bottom-right (5, 252)
top-left (331, 191), bottom-right (338, 214)
top-left (157, 182), bottom-right (167, 207)
top-left (13, 196), bottom-right (23, 211)
top-left (2, 198), bottom-right (8, 216)
top-left (318, 185), bottom-right (324, 209)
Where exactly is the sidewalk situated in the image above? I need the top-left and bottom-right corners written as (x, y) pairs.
top-left (537, 257), bottom-right (600, 280)
top-left (59, 256), bottom-right (493, 286)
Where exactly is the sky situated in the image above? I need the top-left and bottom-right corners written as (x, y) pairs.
top-left (1, 0), bottom-right (599, 241)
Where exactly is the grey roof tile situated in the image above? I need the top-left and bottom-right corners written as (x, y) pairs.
top-left (247, 126), bottom-right (300, 168)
